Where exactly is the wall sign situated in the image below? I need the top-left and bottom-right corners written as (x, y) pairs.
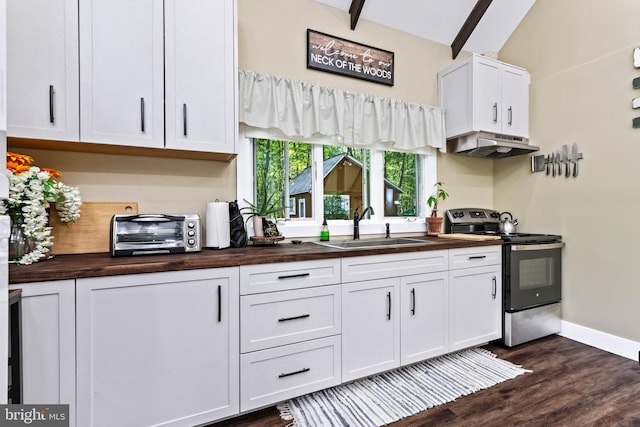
top-left (307, 29), bottom-right (394, 86)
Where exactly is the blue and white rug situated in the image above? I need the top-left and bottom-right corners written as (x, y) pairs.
top-left (278, 348), bottom-right (530, 427)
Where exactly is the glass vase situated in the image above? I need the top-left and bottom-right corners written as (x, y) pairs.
top-left (9, 214), bottom-right (33, 263)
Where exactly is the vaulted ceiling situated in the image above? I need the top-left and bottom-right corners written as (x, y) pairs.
top-left (311, 0), bottom-right (536, 58)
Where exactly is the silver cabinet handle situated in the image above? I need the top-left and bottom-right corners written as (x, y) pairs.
top-left (386, 291), bottom-right (392, 320)
top-left (493, 102), bottom-right (498, 123)
top-left (183, 103), bottom-right (187, 136)
top-left (508, 106), bottom-right (513, 126)
top-left (49, 85), bottom-right (55, 124)
top-left (468, 255), bottom-right (486, 260)
top-left (140, 97), bottom-right (145, 132)
top-left (492, 276), bottom-right (497, 299)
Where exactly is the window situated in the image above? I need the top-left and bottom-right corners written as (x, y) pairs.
top-left (383, 152), bottom-right (419, 217)
top-left (238, 132), bottom-right (436, 238)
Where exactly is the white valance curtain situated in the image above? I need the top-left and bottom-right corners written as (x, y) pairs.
top-left (238, 69), bottom-right (446, 154)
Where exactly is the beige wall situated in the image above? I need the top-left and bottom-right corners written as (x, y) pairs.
top-left (497, 0), bottom-right (640, 341)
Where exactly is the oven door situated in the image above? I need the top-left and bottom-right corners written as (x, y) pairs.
top-left (505, 242), bottom-right (564, 311)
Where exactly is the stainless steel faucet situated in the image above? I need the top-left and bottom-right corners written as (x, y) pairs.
top-left (353, 205), bottom-right (374, 239)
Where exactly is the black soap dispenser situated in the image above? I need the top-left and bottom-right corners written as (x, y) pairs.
top-left (320, 218), bottom-right (330, 241)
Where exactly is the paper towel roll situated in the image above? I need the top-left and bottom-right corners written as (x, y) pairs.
top-left (205, 202), bottom-right (230, 249)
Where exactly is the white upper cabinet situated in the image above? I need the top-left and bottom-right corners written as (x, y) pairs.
top-left (164, 0), bottom-right (236, 153)
top-left (7, 0), bottom-right (79, 141)
top-left (438, 53), bottom-right (530, 139)
top-left (79, 0), bottom-right (164, 148)
top-left (79, 0), bottom-right (236, 153)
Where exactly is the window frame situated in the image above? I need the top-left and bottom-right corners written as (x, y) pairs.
top-left (237, 128), bottom-right (437, 238)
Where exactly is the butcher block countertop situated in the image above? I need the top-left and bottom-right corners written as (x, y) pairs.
top-left (9, 236), bottom-right (502, 284)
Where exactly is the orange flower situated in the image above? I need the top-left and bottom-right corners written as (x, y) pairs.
top-left (6, 152), bottom-right (62, 178)
top-left (41, 167), bottom-right (62, 179)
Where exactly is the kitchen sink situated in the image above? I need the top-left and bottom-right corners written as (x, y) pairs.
top-left (312, 237), bottom-right (433, 250)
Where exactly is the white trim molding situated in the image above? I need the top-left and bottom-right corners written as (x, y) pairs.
top-left (560, 320), bottom-right (640, 362)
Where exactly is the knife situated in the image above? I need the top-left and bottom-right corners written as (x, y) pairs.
top-left (572, 143), bottom-right (578, 177)
top-left (551, 153), bottom-right (555, 177)
top-left (556, 150), bottom-right (561, 177)
top-left (546, 153), bottom-right (551, 175)
top-left (562, 144), bottom-right (570, 177)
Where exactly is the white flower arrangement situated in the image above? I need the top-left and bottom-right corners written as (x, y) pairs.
top-left (0, 152), bottom-right (82, 265)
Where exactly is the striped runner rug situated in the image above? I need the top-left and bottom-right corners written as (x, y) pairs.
top-left (278, 348), bottom-right (530, 427)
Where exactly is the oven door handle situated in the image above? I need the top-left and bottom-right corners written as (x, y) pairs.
top-left (511, 242), bottom-right (565, 251)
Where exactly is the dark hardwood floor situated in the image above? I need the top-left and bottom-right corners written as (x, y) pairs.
top-left (210, 336), bottom-right (640, 426)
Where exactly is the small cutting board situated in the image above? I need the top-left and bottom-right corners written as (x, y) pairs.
top-left (437, 233), bottom-right (502, 241)
top-left (50, 202), bottom-right (138, 254)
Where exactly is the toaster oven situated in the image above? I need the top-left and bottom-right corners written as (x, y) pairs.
top-left (110, 214), bottom-right (202, 257)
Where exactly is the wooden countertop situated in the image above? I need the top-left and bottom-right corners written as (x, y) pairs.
top-left (9, 236), bottom-right (502, 284)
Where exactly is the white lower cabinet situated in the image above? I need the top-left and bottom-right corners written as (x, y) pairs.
top-left (400, 272), bottom-right (449, 365)
top-left (76, 268), bottom-right (239, 427)
top-left (341, 251), bottom-right (450, 382)
top-left (240, 335), bottom-right (341, 411)
top-left (342, 278), bottom-right (401, 382)
top-left (9, 280), bottom-right (76, 427)
top-left (449, 247), bottom-right (502, 352)
top-left (239, 260), bottom-right (342, 412)
top-left (13, 245), bottom-right (503, 425)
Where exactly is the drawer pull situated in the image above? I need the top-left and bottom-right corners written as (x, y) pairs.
top-left (387, 291), bottom-right (392, 320)
top-left (277, 273), bottom-right (310, 280)
top-left (278, 367), bottom-right (310, 378)
top-left (278, 314), bottom-right (310, 322)
top-left (468, 255), bottom-right (487, 260)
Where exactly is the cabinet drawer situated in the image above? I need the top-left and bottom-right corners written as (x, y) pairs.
top-left (241, 285), bottom-right (341, 353)
top-left (240, 336), bottom-right (341, 411)
top-left (341, 250), bottom-right (448, 283)
top-left (240, 259), bottom-right (341, 295)
top-left (449, 246), bottom-right (501, 270)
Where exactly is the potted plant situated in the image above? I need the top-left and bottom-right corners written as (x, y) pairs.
top-left (426, 181), bottom-right (448, 235)
top-left (240, 190), bottom-right (283, 238)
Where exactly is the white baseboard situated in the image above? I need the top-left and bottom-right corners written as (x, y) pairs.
top-left (560, 320), bottom-right (640, 362)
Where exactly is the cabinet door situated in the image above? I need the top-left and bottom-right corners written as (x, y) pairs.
top-left (449, 265), bottom-right (502, 352)
top-left (165, 0), bottom-right (236, 153)
top-left (400, 272), bottom-right (449, 365)
top-left (7, 0), bottom-right (79, 141)
top-left (76, 268), bottom-right (239, 427)
top-left (79, 0), bottom-right (164, 148)
top-left (342, 278), bottom-right (400, 382)
top-left (474, 58), bottom-right (501, 133)
top-left (9, 281), bottom-right (76, 427)
top-left (501, 65), bottom-right (529, 138)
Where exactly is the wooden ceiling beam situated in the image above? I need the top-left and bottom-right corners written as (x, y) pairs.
top-left (451, 0), bottom-right (493, 59)
top-left (349, 0), bottom-right (366, 30)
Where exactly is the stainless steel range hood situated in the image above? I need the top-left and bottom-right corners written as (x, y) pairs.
top-left (447, 132), bottom-right (539, 159)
